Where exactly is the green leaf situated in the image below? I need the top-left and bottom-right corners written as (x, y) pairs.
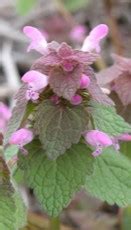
top-left (16, 0), bottom-right (36, 15)
top-left (4, 145), bottom-right (18, 161)
top-left (85, 147), bottom-right (131, 206)
top-left (14, 193), bottom-right (27, 229)
top-left (34, 100), bottom-right (89, 159)
top-left (18, 139), bottom-right (94, 216)
top-left (121, 206), bottom-right (131, 230)
top-left (120, 142), bottom-right (131, 160)
top-left (62, 0), bottom-right (88, 12)
top-left (0, 193), bottom-right (16, 230)
top-left (90, 102), bottom-right (131, 135)
top-left (0, 192), bottom-right (27, 230)
top-left (0, 149), bottom-right (27, 229)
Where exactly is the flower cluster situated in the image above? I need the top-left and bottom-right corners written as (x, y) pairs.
top-left (21, 24), bottom-right (108, 104)
top-left (9, 23), bottom-right (124, 157)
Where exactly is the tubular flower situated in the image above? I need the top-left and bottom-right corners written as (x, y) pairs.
top-left (0, 102), bottom-right (11, 133)
top-left (70, 95), bottom-right (82, 105)
top-left (23, 26), bottom-right (48, 54)
top-left (22, 70), bottom-right (49, 101)
top-left (81, 24), bottom-right (109, 53)
top-left (23, 24), bottom-right (108, 102)
top-left (117, 133), bottom-right (131, 141)
top-left (9, 128), bottom-right (33, 155)
top-left (84, 130), bottom-right (113, 157)
top-left (70, 25), bottom-right (87, 42)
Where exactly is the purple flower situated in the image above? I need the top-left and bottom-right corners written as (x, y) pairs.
top-left (31, 41), bottom-right (97, 100)
top-left (70, 95), bottom-right (82, 105)
top-left (22, 70), bottom-right (49, 101)
top-left (9, 128), bottom-right (33, 155)
top-left (80, 74), bottom-right (90, 89)
top-left (84, 130), bottom-right (113, 157)
top-left (0, 102), bottom-right (11, 133)
top-left (23, 25), bottom-right (106, 102)
top-left (81, 24), bottom-right (109, 53)
top-left (117, 133), bottom-right (131, 142)
top-left (70, 25), bottom-right (87, 42)
top-left (23, 26), bottom-right (48, 54)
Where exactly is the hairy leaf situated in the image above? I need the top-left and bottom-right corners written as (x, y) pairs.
top-left (90, 102), bottom-right (131, 136)
top-left (85, 147), bottom-right (131, 206)
top-left (34, 100), bottom-right (88, 159)
top-left (96, 64), bottom-right (122, 87)
top-left (49, 65), bottom-right (82, 100)
top-left (96, 54), bottom-right (131, 106)
top-left (0, 192), bottom-right (27, 230)
top-left (0, 149), bottom-right (26, 229)
top-left (50, 66), bottom-right (82, 100)
top-left (115, 74), bottom-right (131, 106)
top-left (87, 71), bottom-right (114, 106)
top-left (18, 139), bottom-right (94, 216)
top-left (4, 84), bottom-right (27, 145)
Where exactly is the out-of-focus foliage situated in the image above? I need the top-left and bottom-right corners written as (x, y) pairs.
top-left (63, 0), bottom-right (89, 12)
top-left (16, 0), bottom-right (37, 15)
top-left (122, 206), bottom-right (131, 230)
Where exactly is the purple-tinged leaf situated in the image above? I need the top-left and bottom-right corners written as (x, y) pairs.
top-left (96, 65), bottom-right (122, 87)
top-left (49, 65), bottom-right (82, 100)
top-left (87, 71), bottom-right (114, 106)
top-left (4, 84), bottom-right (28, 146)
top-left (114, 74), bottom-right (131, 106)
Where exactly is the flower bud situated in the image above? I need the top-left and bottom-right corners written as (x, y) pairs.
top-left (70, 95), bottom-right (82, 105)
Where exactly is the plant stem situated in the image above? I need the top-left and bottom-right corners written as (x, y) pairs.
top-left (49, 216), bottom-right (60, 230)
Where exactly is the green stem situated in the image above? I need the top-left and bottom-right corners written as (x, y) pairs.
top-left (49, 216), bottom-right (60, 230)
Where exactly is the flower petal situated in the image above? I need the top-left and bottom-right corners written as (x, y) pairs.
top-left (118, 133), bottom-right (131, 141)
top-left (22, 70), bottom-right (49, 91)
top-left (0, 103), bottom-right (11, 120)
top-left (9, 128), bottom-right (33, 146)
top-left (84, 130), bottom-right (112, 147)
top-left (23, 26), bottom-right (48, 54)
top-left (81, 24), bottom-right (109, 52)
top-left (70, 25), bottom-right (87, 42)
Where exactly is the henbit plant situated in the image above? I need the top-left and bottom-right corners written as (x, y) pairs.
top-left (1, 24), bottom-right (131, 229)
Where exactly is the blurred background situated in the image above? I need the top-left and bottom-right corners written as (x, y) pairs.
top-left (0, 0), bottom-right (131, 229)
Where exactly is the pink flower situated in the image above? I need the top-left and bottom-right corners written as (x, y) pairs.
top-left (9, 128), bottom-right (33, 155)
top-left (70, 25), bottom-right (87, 42)
top-left (81, 24), bottom-right (109, 53)
top-left (84, 130), bottom-right (113, 157)
top-left (0, 103), bottom-right (11, 120)
top-left (70, 95), bottom-right (82, 105)
top-left (117, 133), bottom-right (131, 142)
top-left (23, 26), bottom-right (97, 101)
top-left (0, 103), bottom-right (11, 133)
top-left (22, 70), bottom-right (49, 101)
top-left (80, 74), bottom-right (90, 89)
top-left (23, 26), bottom-right (48, 54)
